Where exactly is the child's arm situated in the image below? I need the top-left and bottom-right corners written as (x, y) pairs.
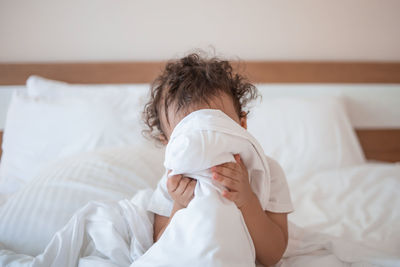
top-left (211, 154), bottom-right (288, 266)
top-left (239, 195), bottom-right (288, 266)
top-left (153, 175), bottom-right (196, 242)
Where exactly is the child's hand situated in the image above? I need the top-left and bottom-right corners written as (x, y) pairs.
top-left (211, 154), bottom-right (257, 209)
top-left (166, 172), bottom-right (197, 209)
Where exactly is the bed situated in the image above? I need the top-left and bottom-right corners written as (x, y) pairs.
top-left (0, 61), bottom-right (399, 266)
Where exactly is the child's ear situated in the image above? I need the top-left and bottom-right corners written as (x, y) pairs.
top-left (240, 112), bottom-right (247, 129)
top-left (159, 134), bottom-right (168, 145)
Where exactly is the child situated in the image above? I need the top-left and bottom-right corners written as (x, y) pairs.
top-left (144, 53), bottom-right (294, 266)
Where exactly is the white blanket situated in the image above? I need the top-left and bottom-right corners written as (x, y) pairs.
top-left (1, 109), bottom-right (399, 267)
top-left (0, 109), bottom-right (270, 267)
top-left (132, 109), bottom-right (270, 267)
top-left (279, 163), bottom-right (400, 267)
top-left (0, 190), bottom-right (154, 267)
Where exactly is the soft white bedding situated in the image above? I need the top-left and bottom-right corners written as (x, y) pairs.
top-left (1, 157), bottom-right (398, 267)
top-left (279, 163), bottom-right (400, 267)
top-left (0, 192), bottom-right (155, 267)
top-left (0, 83), bottom-right (154, 195)
top-left (0, 76), bottom-right (399, 266)
top-left (0, 146), bottom-right (164, 256)
top-left (0, 109), bottom-right (270, 267)
top-left (247, 96), bottom-right (365, 179)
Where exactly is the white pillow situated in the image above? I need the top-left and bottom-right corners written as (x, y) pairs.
top-left (0, 76), bottom-right (162, 194)
top-left (0, 145), bottom-right (164, 256)
top-left (247, 96), bottom-right (365, 180)
top-left (26, 75), bottom-right (150, 98)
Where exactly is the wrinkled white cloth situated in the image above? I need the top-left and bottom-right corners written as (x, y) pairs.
top-left (132, 109), bottom-right (271, 267)
top-left (0, 109), bottom-right (270, 267)
top-left (278, 222), bottom-right (400, 267)
top-left (0, 190), bottom-right (154, 267)
top-left (277, 163), bottom-right (400, 267)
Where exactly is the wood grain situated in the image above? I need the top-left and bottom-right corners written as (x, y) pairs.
top-left (0, 62), bottom-right (166, 85)
top-left (1, 61), bottom-right (400, 85)
top-left (240, 62), bottom-right (400, 84)
top-left (356, 129), bottom-right (400, 163)
top-left (0, 131), bottom-right (2, 161)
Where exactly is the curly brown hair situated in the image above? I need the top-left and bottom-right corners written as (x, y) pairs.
top-left (143, 52), bottom-right (259, 143)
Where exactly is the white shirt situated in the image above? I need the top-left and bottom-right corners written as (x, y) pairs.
top-left (147, 155), bottom-right (294, 217)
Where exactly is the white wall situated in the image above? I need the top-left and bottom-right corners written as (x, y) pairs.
top-left (1, 0), bottom-right (400, 62)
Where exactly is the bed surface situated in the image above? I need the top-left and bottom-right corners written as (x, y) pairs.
top-left (0, 61), bottom-right (399, 267)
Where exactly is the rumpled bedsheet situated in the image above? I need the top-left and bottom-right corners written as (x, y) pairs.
top-left (0, 195), bottom-right (154, 267)
top-left (0, 109), bottom-right (271, 267)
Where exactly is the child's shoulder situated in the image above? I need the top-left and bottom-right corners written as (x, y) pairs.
top-left (263, 155), bottom-right (285, 178)
top-left (262, 155), bottom-right (294, 213)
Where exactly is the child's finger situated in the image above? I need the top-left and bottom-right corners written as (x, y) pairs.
top-left (234, 154), bottom-right (249, 179)
top-left (181, 177), bottom-right (194, 194)
top-left (167, 174), bottom-right (182, 192)
top-left (212, 171), bottom-right (237, 182)
top-left (176, 177), bottom-right (191, 195)
top-left (212, 166), bottom-right (239, 181)
top-left (222, 190), bottom-right (238, 202)
top-left (234, 154), bottom-right (246, 169)
top-left (212, 173), bottom-right (238, 190)
top-left (213, 162), bottom-right (237, 172)
top-left (182, 179), bottom-right (196, 199)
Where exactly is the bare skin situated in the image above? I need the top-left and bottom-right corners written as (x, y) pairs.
top-left (153, 172), bottom-right (197, 241)
top-left (153, 93), bottom-right (289, 266)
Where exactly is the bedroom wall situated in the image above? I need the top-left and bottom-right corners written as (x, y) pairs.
top-left (1, 1), bottom-right (399, 130)
top-left (0, 0), bottom-right (400, 62)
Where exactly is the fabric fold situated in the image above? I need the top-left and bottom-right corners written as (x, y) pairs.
top-left (133, 109), bottom-right (271, 267)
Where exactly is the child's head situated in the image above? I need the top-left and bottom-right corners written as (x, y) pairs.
top-left (143, 53), bottom-right (259, 144)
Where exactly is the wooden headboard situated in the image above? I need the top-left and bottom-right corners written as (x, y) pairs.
top-left (0, 61), bottom-right (399, 162)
